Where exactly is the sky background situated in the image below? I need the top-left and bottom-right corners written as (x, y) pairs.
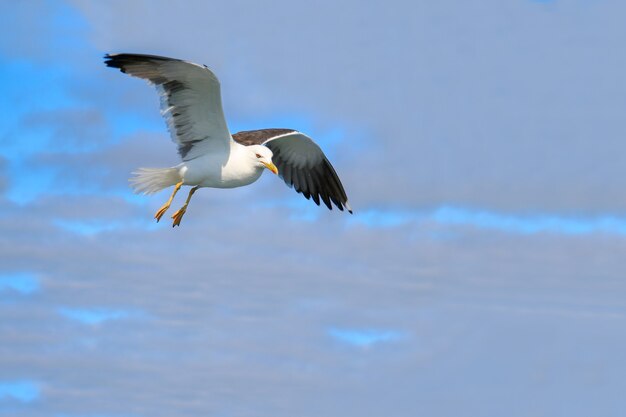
top-left (1, 0), bottom-right (626, 416)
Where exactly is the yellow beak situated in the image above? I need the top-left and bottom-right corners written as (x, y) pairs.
top-left (262, 161), bottom-right (279, 175)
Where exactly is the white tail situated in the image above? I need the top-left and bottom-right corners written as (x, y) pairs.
top-left (129, 167), bottom-right (181, 195)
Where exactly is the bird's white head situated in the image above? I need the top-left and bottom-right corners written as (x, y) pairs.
top-left (248, 145), bottom-right (278, 175)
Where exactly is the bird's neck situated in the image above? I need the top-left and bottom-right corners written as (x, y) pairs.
top-left (229, 140), bottom-right (257, 163)
top-left (230, 139), bottom-right (248, 153)
top-left (223, 141), bottom-right (263, 182)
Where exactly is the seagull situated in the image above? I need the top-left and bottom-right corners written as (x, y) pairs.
top-left (104, 53), bottom-right (352, 227)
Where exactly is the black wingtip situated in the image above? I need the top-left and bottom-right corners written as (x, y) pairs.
top-left (103, 53), bottom-right (125, 71)
top-left (103, 53), bottom-right (154, 71)
top-left (104, 52), bottom-right (180, 65)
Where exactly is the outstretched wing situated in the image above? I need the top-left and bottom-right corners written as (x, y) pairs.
top-left (232, 129), bottom-right (352, 212)
top-left (104, 53), bottom-right (232, 161)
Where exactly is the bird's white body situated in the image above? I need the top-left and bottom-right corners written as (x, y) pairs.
top-left (178, 141), bottom-right (265, 188)
top-left (132, 141), bottom-right (274, 194)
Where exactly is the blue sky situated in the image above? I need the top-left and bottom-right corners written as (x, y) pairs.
top-left (0, 274), bottom-right (39, 295)
top-left (0, 381), bottom-right (39, 403)
top-left (1, 1), bottom-right (626, 416)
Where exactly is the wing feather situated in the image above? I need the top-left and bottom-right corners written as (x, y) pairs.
top-left (232, 129), bottom-right (352, 212)
top-left (104, 53), bottom-right (231, 161)
top-left (282, 163), bottom-right (293, 188)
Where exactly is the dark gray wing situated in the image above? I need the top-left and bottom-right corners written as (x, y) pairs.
top-left (104, 53), bottom-right (232, 161)
top-left (232, 129), bottom-right (352, 213)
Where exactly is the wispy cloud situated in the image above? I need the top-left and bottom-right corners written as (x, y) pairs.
top-left (350, 206), bottom-right (626, 236)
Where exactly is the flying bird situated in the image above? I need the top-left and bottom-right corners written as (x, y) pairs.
top-left (104, 53), bottom-right (351, 226)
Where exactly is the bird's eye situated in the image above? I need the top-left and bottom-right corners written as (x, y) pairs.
top-left (255, 153), bottom-right (262, 158)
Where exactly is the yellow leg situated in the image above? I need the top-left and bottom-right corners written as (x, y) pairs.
top-left (154, 181), bottom-right (183, 222)
top-left (171, 186), bottom-right (199, 227)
